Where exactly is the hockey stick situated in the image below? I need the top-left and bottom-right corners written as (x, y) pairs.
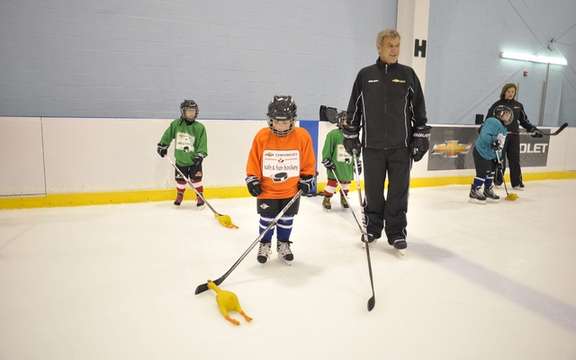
top-left (508, 122), bottom-right (568, 137)
top-left (319, 105), bottom-right (339, 124)
top-left (328, 169), bottom-right (363, 233)
top-left (495, 151), bottom-right (518, 201)
top-left (352, 151), bottom-right (376, 311)
top-left (167, 157), bottom-right (238, 228)
top-left (194, 190), bottom-right (303, 295)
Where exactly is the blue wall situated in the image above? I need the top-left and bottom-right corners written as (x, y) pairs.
top-left (426, 0), bottom-right (576, 127)
top-left (0, 0), bottom-right (396, 119)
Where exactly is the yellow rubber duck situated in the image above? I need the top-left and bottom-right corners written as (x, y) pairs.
top-left (207, 280), bottom-right (252, 326)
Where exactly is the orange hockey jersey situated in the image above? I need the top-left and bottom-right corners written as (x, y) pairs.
top-left (246, 127), bottom-right (316, 199)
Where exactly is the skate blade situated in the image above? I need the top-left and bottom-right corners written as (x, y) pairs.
top-left (468, 198), bottom-right (487, 205)
top-left (278, 255), bottom-right (294, 266)
top-left (395, 249), bottom-right (406, 257)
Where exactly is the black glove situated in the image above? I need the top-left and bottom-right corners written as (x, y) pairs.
top-left (191, 154), bottom-right (204, 172)
top-left (157, 143), bottom-right (168, 157)
top-left (530, 127), bottom-right (544, 138)
top-left (322, 158), bottom-right (335, 170)
top-left (410, 126), bottom-right (431, 162)
top-left (245, 175), bottom-right (262, 197)
top-left (343, 133), bottom-right (361, 157)
top-left (298, 175), bottom-right (314, 195)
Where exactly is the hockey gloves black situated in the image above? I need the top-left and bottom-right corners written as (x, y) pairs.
top-left (322, 158), bottom-right (336, 170)
top-left (298, 175), bottom-right (314, 195)
top-left (343, 133), bottom-right (361, 157)
top-left (245, 175), bottom-right (262, 197)
top-left (530, 127), bottom-right (544, 138)
top-left (410, 125), bottom-right (431, 162)
top-left (191, 154), bottom-right (204, 173)
top-left (157, 143), bottom-right (168, 158)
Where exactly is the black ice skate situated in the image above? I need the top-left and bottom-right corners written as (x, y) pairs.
top-left (469, 186), bottom-right (487, 204)
top-left (257, 242), bottom-right (271, 264)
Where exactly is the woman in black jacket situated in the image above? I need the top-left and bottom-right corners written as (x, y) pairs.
top-left (486, 83), bottom-right (542, 190)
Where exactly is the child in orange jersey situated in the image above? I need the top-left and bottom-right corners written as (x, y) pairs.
top-left (245, 96), bottom-right (316, 264)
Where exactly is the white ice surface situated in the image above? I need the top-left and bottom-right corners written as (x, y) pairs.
top-left (1, 180), bottom-right (575, 359)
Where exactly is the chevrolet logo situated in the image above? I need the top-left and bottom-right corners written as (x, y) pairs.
top-left (432, 140), bottom-right (472, 158)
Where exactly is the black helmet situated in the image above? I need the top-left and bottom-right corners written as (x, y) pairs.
top-left (494, 104), bottom-right (513, 126)
top-left (267, 95), bottom-right (297, 136)
top-left (180, 100), bottom-right (198, 122)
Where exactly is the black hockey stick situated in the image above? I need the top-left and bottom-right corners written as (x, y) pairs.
top-left (352, 151), bottom-right (376, 311)
top-left (328, 169), bottom-right (364, 233)
top-left (509, 122), bottom-right (568, 137)
top-left (319, 105), bottom-right (339, 124)
top-left (194, 190), bottom-right (303, 295)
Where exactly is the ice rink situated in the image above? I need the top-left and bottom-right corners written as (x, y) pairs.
top-left (1, 180), bottom-right (575, 359)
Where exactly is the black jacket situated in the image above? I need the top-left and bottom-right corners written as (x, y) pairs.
top-left (346, 59), bottom-right (427, 150)
top-left (486, 99), bottom-right (535, 133)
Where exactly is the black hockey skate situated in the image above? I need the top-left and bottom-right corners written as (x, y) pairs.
top-left (483, 186), bottom-right (500, 202)
top-left (257, 242), bottom-right (271, 264)
top-left (469, 186), bottom-right (487, 204)
top-left (322, 196), bottom-right (331, 210)
top-left (277, 240), bottom-right (294, 263)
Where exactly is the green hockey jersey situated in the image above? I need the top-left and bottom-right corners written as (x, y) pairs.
top-left (159, 118), bottom-right (207, 166)
top-left (322, 128), bottom-right (355, 182)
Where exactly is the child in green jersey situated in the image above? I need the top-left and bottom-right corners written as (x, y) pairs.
top-left (157, 100), bottom-right (208, 207)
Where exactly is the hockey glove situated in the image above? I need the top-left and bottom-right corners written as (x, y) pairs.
top-left (492, 133), bottom-right (506, 150)
top-left (410, 125), bottom-right (431, 162)
top-left (298, 175), bottom-right (314, 195)
top-left (191, 154), bottom-right (204, 172)
top-left (322, 158), bottom-right (336, 170)
top-left (157, 143), bottom-right (168, 158)
top-left (343, 134), bottom-right (361, 157)
top-left (245, 175), bottom-right (262, 197)
top-left (530, 127), bottom-right (544, 138)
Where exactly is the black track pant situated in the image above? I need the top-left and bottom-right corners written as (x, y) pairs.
top-left (362, 147), bottom-right (411, 243)
top-left (495, 134), bottom-right (522, 187)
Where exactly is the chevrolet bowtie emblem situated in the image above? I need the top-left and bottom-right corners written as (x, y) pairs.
top-left (432, 140), bottom-right (472, 158)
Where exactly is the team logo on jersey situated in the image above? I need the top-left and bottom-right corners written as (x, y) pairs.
top-left (368, 79), bottom-right (379, 83)
top-left (259, 203), bottom-right (270, 210)
top-left (392, 79), bottom-right (406, 83)
top-left (272, 172), bottom-right (289, 183)
top-left (431, 140), bottom-right (472, 158)
top-left (262, 150), bottom-right (300, 182)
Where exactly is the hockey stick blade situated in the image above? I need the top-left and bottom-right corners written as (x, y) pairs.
top-left (319, 105), bottom-right (339, 124)
top-left (195, 277), bottom-right (223, 295)
top-left (551, 122), bottom-right (568, 135)
top-left (368, 296), bottom-right (375, 311)
top-left (512, 123), bottom-right (568, 137)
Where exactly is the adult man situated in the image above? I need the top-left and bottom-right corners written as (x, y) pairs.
top-left (343, 29), bottom-right (430, 250)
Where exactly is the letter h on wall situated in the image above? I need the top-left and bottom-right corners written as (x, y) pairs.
top-left (414, 39), bottom-right (427, 58)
